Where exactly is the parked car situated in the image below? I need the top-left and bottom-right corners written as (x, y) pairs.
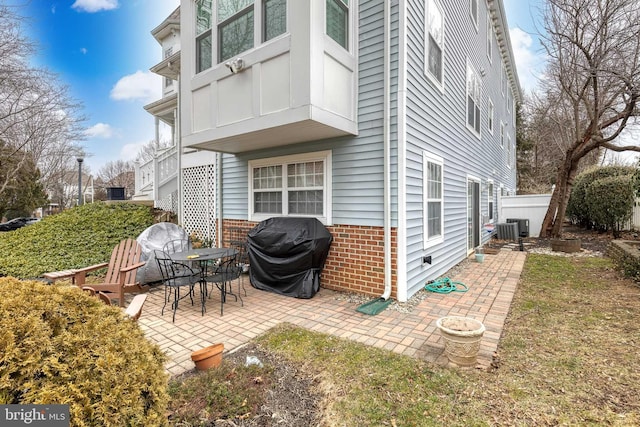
top-left (0, 217), bottom-right (40, 232)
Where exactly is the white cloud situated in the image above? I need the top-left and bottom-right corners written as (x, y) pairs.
top-left (71, 0), bottom-right (118, 13)
top-left (80, 47), bottom-right (88, 55)
top-left (85, 123), bottom-right (116, 139)
top-left (120, 141), bottom-right (148, 162)
top-left (110, 71), bottom-right (160, 103)
top-left (509, 27), bottom-right (547, 94)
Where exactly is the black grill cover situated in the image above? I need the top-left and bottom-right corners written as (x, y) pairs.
top-left (248, 217), bottom-right (332, 298)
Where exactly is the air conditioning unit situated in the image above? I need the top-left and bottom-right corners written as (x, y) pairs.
top-left (506, 218), bottom-right (530, 238)
top-left (496, 223), bottom-right (519, 241)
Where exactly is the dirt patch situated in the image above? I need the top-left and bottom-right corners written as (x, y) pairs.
top-left (172, 343), bottom-right (322, 427)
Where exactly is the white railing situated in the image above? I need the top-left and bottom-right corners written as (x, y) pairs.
top-left (156, 146), bottom-right (178, 186)
top-left (134, 145), bottom-right (178, 204)
top-left (135, 159), bottom-right (155, 194)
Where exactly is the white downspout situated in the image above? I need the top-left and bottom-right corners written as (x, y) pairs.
top-left (396, 0), bottom-right (408, 302)
top-left (381, 0), bottom-right (392, 301)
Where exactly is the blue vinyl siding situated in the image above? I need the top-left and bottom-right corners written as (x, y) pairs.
top-left (403, 0), bottom-right (517, 297)
top-left (215, 0), bottom-right (518, 301)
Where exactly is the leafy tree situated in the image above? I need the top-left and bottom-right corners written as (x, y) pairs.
top-left (0, 144), bottom-right (48, 219)
top-left (538, 0), bottom-right (640, 237)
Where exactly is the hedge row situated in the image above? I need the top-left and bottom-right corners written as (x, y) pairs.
top-left (0, 202), bottom-right (155, 279)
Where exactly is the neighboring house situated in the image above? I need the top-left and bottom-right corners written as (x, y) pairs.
top-left (141, 0), bottom-right (521, 302)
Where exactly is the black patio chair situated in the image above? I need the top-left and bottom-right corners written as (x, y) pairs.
top-left (163, 238), bottom-right (191, 255)
top-left (205, 252), bottom-right (243, 316)
top-left (154, 249), bottom-right (203, 322)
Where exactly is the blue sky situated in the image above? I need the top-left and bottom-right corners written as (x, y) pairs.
top-left (13, 0), bottom-right (547, 174)
top-left (12, 0), bottom-right (180, 173)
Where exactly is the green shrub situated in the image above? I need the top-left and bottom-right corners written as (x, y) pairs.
top-left (587, 175), bottom-right (635, 237)
top-left (567, 165), bottom-right (635, 229)
top-left (0, 202), bottom-right (154, 279)
top-left (0, 277), bottom-right (168, 426)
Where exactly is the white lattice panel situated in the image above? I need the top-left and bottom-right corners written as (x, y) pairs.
top-left (155, 190), bottom-right (178, 213)
top-left (182, 164), bottom-right (218, 243)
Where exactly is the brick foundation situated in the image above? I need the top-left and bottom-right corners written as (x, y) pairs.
top-left (221, 220), bottom-right (397, 299)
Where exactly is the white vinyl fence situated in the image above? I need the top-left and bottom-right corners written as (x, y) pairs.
top-left (499, 194), bottom-right (551, 237)
top-left (499, 194), bottom-right (640, 236)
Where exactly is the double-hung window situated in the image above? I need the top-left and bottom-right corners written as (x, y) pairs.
top-left (500, 122), bottom-right (505, 147)
top-left (470, 0), bottom-right (478, 28)
top-left (423, 152), bottom-right (444, 248)
top-left (466, 61), bottom-right (481, 136)
top-left (196, 0), bottom-right (213, 73)
top-left (488, 99), bottom-right (494, 134)
top-left (501, 62), bottom-right (507, 97)
top-left (488, 181), bottom-right (494, 222)
top-left (250, 151), bottom-right (331, 223)
top-left (326, 0), bottom-right (349, 49)
top-left (425, 0), bottom-right (444, 87)
top-left (486, 14), bottom-right (492, 62)
top-left (263, 0), bottom-right (287, 42)
top-left (218, 0), bottom-right (255, 63)
top-left (507, 134), bottom-right (512, 168)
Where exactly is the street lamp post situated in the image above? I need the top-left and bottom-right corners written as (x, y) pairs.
top-left (77, 157), bottom-right (84, 206)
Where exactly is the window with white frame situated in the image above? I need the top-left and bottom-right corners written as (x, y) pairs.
top-left (218, 0), bottom-right (254, 62)
top-left (196, 0), bottom-right (213, 73)
top-left (470, 0), bottom-right (478, 28)
top-left (263, 0), bottom-right (287, 42)
top-left (423, 152), bottom-right (444, 247)
top-left (214, 0), bottom-right (287, 63)
top-left (250, 151), bottom-right (331, 222)
top-left (501, 62), bottom-right (507, 97)
top-left (487, 181), bottom-right (494, 221)
top-left (466, 61), bottom-right (481, 136)
top-left (488, 99), bottom-right (494, 134)
top-left (326, 0), bottom-right (349, 49)
top-left (425, 0), bottom-right (444, 86)
top-left (507, 134), bottom-right (512, 168)
top-left (486, 14), bottom-right (492, 62)
top-left (500, 121), bottom-right (505, 147)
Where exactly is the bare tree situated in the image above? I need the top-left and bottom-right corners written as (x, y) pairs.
top-left (0, 4), bottom-right (85, 208)
top-left (538, 0), bottom-right (640, 237)
top-left (97, 160), bottom-right (135, 198)
top-left (135, 138), bottom-right (173, 163)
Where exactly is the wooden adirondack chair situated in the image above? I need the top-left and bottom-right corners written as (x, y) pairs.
top-left (72, 238), bottom-right (147, 307)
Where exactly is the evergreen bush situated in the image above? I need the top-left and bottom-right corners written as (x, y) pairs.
top-left (0, 202), bottom-right (154, 279)
top-left (586, 175), bottom-right (635, 237)
top-left (567, 166), bottom-right (635, 230)
top-left (0, 277), bottom-right (168, 426)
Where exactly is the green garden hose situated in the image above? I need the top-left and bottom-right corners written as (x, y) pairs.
top-left (424, 277), bottom-right (468, 294)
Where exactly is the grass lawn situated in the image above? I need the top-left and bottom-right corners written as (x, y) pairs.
top-left (168, 254), bottom-right (640, 426)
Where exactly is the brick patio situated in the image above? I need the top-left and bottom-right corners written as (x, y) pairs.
top-left (136, 249), bottom-right (527, 376)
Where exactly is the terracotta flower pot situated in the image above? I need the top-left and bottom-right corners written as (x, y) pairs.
top-left (191, 343), bottom-right (224, 370)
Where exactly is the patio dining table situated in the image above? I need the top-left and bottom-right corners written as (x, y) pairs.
top-left (170, 247), bottom-right (238, 314)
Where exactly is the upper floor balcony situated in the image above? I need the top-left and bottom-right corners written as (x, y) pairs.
top-left (180, 0), bottom-right (358, 154)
